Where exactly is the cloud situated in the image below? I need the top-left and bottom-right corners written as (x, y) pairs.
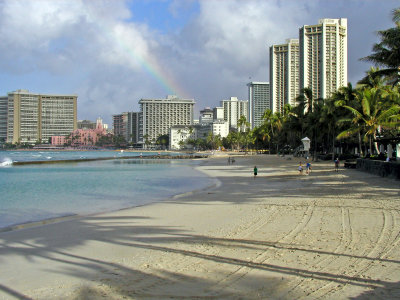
top-left (165, 0), bottom-right (398, 107)
top-left (0, 0), bottom-right (161, 120)
top-left (162, 0), bottom-right (319, 104)
top-left (0, 0), bottom-right (398, 125)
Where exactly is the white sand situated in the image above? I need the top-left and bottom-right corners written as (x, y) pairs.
top-left (0, 155), bottom-right (400, 299)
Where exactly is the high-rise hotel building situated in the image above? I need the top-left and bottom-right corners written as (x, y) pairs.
top-left (139, 95), bottom-right (195, 142)
top-left (113, 112), bottom-right (142, 144)
top-left (4, 90), bottom-right (77, 144)
top-left (270, 39), bottom-right (300, 113)
top-left (247, 82), bottom-right (271, 129)
top-left (0, 96), bottom-right (7, 143)
top-left (299, 18), bottom-right (347, 100)
top-left (220, 97), bottom-right (249, 131)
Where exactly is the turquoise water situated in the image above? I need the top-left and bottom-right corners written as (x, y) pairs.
top-left (0, 151), bottom-right (214, 229)
top-left (0, 150), bottom-right (172, 164)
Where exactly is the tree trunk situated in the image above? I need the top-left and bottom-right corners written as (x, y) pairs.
top-left (358, 132), bottom-right (363, 157)
top-left (313, 129), bottom-right (317, 161)
top-left (373, 133), bottom-right (380, 155)
top-left (332, 131), bottom-right (335, 161)
top-left (369, 136), bottom-right (372, 155)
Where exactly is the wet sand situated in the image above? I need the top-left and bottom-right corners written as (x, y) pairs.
top-left (0, 155), bottom-right (399, 299)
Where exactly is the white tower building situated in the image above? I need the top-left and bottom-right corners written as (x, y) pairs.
top-left (139, 95), bottom-right (195, 143)
top-left (270, 38), bottom-right (300, 113)
top-left (247, 82), bottom-right (270, 129)
top-left (299, 18), bottom-right (347, 100)
top-left (220, 97), bottom-right (249, 131)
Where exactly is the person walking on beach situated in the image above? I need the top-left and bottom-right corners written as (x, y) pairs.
top-left (306, 162), bottom-right (311, 175)
top-left (298, 162), bottom-right (303, 175)
top-left (254, 166), bottom-right (258, 179)
top-left (334, 158), bottom-right (339, 172)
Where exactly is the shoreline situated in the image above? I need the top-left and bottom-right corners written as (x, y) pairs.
top-left (0, 157), bottom-right (218, 233)
top-left (1, 155), bottom-right (400, 299)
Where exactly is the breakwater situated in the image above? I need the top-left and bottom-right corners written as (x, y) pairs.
top-left (11, 154), bottom-right (209, 166)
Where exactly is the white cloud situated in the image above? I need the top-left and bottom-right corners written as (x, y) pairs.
top-left (0, 0), bottom-right (85, 48)
top-left (0, 0), bottom-right (398, 124)
top-left (161, 0), bottom-right (319, 103)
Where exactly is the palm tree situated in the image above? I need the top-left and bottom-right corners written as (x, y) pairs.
top-left (337, 86), bottom-right (400, 154)
top-left (261, 109), bottom-right (274, 153)
top-left (330, 82), bottom-right (362, 156)
top-left (178, 140), bottom-right (185, 150)
top-left (358, 67), bottom-right (387, 88)
top-left (295, 88), bottom-right (324, 159)
top-left (305, 98), bottom-right (323, 160)
top-left (320, 98), bottom-right (340, 159)
top-left (143, 134), bottom-right (150, 149)
top-left (332, 82), bottom-right (357, 107)
top-left (206, 132), bottom-right (222, 150)
top-left (237, 115), bottom-right (249, 132)
top-left (226, 131), bottom-right (241, 150)
top-left (291, 90), bottom-right (309, 139)
top-left (360, 8), bottom-right (400, 85)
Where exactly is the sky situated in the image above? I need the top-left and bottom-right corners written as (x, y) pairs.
top-left (0, 0), bottom-right (398, 125)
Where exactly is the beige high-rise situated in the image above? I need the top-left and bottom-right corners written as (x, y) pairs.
top-left (139, 95), bottom-right (195, 143)
top-left (299, 18), bottom-right (347, 100)
top-left (6, 90), bottom-right (77, 144)
top-left (270, 39), bottom-right (300, 113)
top-left (0, 96), bottom-right (7, 143)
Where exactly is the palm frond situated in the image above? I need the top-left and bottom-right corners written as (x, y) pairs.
top-left (337, 127), bottom-right (361, 140)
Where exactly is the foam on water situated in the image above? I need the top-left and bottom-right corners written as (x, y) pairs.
top-left (0, 157), bottom-right (13, 167)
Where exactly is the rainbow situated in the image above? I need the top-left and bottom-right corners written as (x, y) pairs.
top-left (121, 41), bottom-right (189, 99)
top-left (96, 18), bottom-right (190, 99)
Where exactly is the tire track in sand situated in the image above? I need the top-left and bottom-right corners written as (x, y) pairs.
top-left (123, 205), bottom-right (282, 297)
top-left (206, 204), bottom-right (316, 297)
top-left (280, 206), bottom-right (353, 299)
top-left (309, 209), bottom-right (399, 299)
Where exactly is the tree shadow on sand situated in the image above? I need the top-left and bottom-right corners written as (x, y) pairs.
top-left (1, 210), bottom-right (400, 298)
top-left (1, 158), bottom-right (399, 299)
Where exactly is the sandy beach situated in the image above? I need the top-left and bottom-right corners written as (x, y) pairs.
top-left (1, 155), bottom-right (400, 299)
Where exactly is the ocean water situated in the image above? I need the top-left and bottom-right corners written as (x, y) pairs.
top-left (0, 151), bottom-right (214, 229)
top-left (0, 149), bottom-right (171, 164)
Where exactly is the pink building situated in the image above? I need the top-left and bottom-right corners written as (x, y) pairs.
top-left (52, 117), bottom-right (107, 147)
top-left (51, 136), bottom-right (66, 146)
top-left (71, 118), bottom-right (107, 146)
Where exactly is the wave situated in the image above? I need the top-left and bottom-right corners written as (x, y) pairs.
top-left (0, 158), bottom-right (13, 167)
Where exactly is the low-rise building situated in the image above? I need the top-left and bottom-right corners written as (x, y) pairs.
top-left (169, 125), bottom-right (196, 150)
top-left (212, 120), bottom-right (229, 138)
top-left (78, 120), bottom-right (97, 130)
top-left (51, 136), bottom-right (66, 146)
top-left (64, 118), bottom-right (107, 147)
top-left (169, 107), bottom-right (229, 150)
